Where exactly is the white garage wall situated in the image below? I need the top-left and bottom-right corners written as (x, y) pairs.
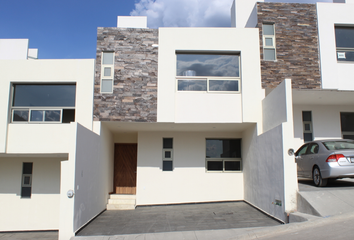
top-left (0, 157), bottom-right (61, 231)
top-left (136, 131), bottom-right (244, 205)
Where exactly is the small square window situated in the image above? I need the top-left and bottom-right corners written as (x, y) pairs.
top-left (163, 161), bottom-right (173, 171)
top-left (104, 67), bottom-right (111, 76)
top-left (264, 49), bottom-right (276, 61)
top-left (163, 138), bottom-right (173, 149)
top-left (102, 52), bottom-right (114, 65)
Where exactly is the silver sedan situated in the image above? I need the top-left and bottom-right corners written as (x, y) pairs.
top-left (295, 139), bottom-right (354, 187)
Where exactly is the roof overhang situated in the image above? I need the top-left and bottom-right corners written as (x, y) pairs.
top-left (292, 89), bottom-right (354, 106)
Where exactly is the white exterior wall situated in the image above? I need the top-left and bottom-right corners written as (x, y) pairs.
top-left (231, 0), bottom-right (261, 28)
top-left (0, 39), bottom-right (29, 60)
top-left (73, 123), bottom-right (112, 233)
top-left (157, 27), bottom-right (263, 124)
top-left (136, 131), bottom-right (244, 205)
top-left (317, 2), bottom-right (354, 90)
top-left (243, 80), bottom-right (297, 222)
top-left (293, 104), bottom-right (354, 150)
top-left (0, 157), bottom-right (61, 231)
top-left (0, 59), bottom-right (95, 153)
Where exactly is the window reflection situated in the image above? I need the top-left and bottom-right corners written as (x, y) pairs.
top-left (177, 54), bottom-right (239, 77)
top-left (178, 80), bottom-right (207, 91)
top-left (209, 80), bottom-right (238, 91)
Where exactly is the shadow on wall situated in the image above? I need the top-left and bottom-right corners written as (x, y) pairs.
top-left (0, 158), bottom-right (61, 195)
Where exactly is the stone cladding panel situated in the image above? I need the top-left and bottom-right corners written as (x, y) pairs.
top-left (94, 27), bottom-right (158, 122)
top-left (257, 2), bottom-right (321, 89)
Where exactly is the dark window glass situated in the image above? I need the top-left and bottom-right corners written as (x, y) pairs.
top-left (177, 54), bottom-right (239, 77)
top-left (209, 80), bottom-right (238, 91)
top-left (30, 110), bottom-right (44, 121)
top-left (13, 84), bottom-right (76, 107)
top-left (163, 161), bottom-right (173, 171)
top-left (23, 163), bottom-right (33, 174)
top-left (163, 138), bottom-right (173, 149)
top-left (206, 139), bottom-right (241, 158)
top-left (45, 110), bottom-right (61, 122)
top-left (207, 161), bottom-right (223, 171)
top-left (164, 151), bottom-right (171, 159)
top-left (302, 111), bottom-right (312, 121)
top-left (304, 133), bottom-right (313, 142)
top-left (335, 27), bottom-right (354, 49)
top-left (304, 123), bottom-right (311, 131)
top-left (62, 109), bottom-right (75, 123)
top-left (13, 110), bottom-right (29, 121)
top-left (178, 80), bottom-right (207, 91)
top-left (343, 135), bottom-right (354, 140)
top-left (308, 143), bottom-right (319, 154)
top-left (296, 145), bottom-right (308, 156)
top-left (225, 161), bottom-right (241, 171)
top-left (21, 187), bottom-right (31, 198)
top-left (23, 176), bottom-right (31, 185)
top-left (341, 113), bottom-right (354, 132)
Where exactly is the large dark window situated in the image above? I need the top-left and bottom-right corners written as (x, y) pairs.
top-left (335, 27), bottom-right (354, 62)
top-left (340, 112), bottom-right (354, 140)
top-left (206, 139), bottom-right (241, 172)
top-left (176, 53), bottom-right (240, 92)
top-left (11, 84), bottom-right (76, 123)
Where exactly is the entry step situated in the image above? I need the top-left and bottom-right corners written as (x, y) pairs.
top-left (107, 194), bottom-right (136, 210)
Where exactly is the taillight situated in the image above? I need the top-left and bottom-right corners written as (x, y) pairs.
top-left (326, 154), bottom-right (345, 162)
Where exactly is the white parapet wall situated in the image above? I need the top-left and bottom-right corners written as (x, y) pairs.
top-left (243, 79), bottom-right (297, 222)
top-left (0, 39), bottom-right (29, 60)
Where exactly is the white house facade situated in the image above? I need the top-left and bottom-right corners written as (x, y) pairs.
top-left (1, 0), bottom-right (354, 239)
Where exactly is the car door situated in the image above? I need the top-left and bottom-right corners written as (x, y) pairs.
top-left (295, 144), bottom-right (309, 177)
top-left (302, 143), bottom-right (320, 178)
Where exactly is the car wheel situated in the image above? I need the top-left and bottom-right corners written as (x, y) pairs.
top-left (313, 167), bottom-right (327, 187)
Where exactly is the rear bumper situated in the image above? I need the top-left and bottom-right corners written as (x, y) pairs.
top-left (321, 163), bottom-right (354, 179)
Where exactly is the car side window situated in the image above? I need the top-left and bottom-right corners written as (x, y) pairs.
top-left (296, 144), bottom-right (308, 156)
top-left (308, 143), bottom-right (319, 154)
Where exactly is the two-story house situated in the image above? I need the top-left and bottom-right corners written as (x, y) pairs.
top-left (2, 0), bottom-right (354, 239)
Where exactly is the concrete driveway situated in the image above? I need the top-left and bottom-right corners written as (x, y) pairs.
top-left (298, 178), bottom-right (354, 217)
top-left (76, 201), bottom-right (281, 237)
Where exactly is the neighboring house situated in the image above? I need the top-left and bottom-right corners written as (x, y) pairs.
top-left (1, 0), bottom-right (354, 239)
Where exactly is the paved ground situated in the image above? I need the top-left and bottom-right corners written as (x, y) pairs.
top-left (76, 202), bottom-right (281, 236)
top-left (0, 231), bottom-right (58, 240)
top-left (298, 177), bottom-right (354, 191)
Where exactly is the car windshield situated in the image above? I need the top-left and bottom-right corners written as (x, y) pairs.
top-left (322, 141), bottom-right (354, 150)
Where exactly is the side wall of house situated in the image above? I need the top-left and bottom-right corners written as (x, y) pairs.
top-left (94, 28), bottom-right (158, 122)
top-left (257, 2), bottom-right (321, 89)
top-left (73, 123), bottom-right (112, 233)
top-left (243, 80), bottom-right (297, 222)
top-left (0, 157), bottom-right (61, 231)
top-left (317, 2), bottom-right (354, 90)
top-left (136, 131), bottom-right (244, 205)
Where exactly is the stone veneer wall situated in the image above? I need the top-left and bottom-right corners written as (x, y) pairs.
top-left (257, 3), bottom-right (321, 89)
top-left (94, 27), bottom-right (158, 122)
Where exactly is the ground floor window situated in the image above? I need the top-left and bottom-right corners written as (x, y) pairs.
top-left (21, 162), bottom-right (33, 198)
top-left (162, 138), bottom-right (173, 171)
top-left (341, 112), bottom-right (354, 140)
top-left (206, 139), bottom-right (241, 172)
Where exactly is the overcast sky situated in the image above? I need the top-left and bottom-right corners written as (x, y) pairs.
top-left (0, 0), bottom-right (333, 59)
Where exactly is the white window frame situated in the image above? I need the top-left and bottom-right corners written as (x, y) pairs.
top-left (100, 52), bottom-right (115, 94)
top-left (176, 77), bottom-right (241, 93)
top-left (262, 23), bottom-right (276, 61)
top-left (205, 159), bottom-right (242, 173)
top-left (11, 107), bottom-right (75, 124)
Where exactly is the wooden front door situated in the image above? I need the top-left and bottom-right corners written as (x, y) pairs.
top-left (114, 144), bottom-right (137, 194)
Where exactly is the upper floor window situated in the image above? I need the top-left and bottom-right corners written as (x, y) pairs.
top-left (176, 53), bottom-right (240, 92)
top-left (11, 84), bottom-right (76, 123)
top-left (335, 26), bottom-right (354, 62)
top-left (262, 23), bottom-right (276, 61)
top-left (101, 52), bottom-right (114, 93)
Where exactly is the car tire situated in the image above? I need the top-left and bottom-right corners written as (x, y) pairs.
top-left (313, 167), bottom-right (327, 187)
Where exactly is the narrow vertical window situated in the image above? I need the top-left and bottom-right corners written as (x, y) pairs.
top-left (340, 112), bottom-right (354, 140)
top-left (302, 111), bottom-right (313, 142)
top-left (263, 23), bottom-right (276, 61)
top-left (21, 162), bottom-right (33, 198)
top-left (162, 138), bottom-right (173, 171)
top-left (101, 52), bottom-right (114, 93)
